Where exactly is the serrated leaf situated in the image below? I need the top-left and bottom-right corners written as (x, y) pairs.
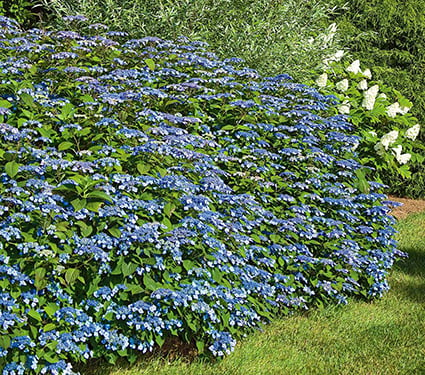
top-left (163, 202), bottom-right (175, 217)
top-left (65, 268), bottom-right (80, 285)
top-left (43, 323), bottom-right (57, 332)
top-left (137, 163), bottom-right (150, 175)
top-left (20, 92), bottom-right (34, 107)
top-left (71, 198), bottom-right (86, 211)
top-left (155, 335), bottom-right (165, 347)
top-left (5, 161), bottom-right (19, 178)
top-left (0, 335), bottom-right (11, 349)
top-left (183, 260), bottom-right (194, 271)
top-left (108, 227), bottom-right (121, 238)
top-left (86, 190), bottom-right (113, 202)
top-left (58, 141), bottom-right (74, 151)
top-left (143, 274), bottom-right (158, 291)
top-left (122, 262), bottom-right (138, 277)
top-left (86, 201), bottom-right (103, 212)
top-left (79, 127), bottom-right (91, 136)
top-left (34, 267), bottom-right (46, 290)
top-left (196, 340), bottom-right (205, 353)
top-left (145, 58), bottom-right (155, 71)
top-left (58, 102), bottom-right (75, 120)
top-left (28, 309), bottom-right (42, 322)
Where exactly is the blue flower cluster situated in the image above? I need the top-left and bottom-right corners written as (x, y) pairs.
top-left (0, 16), bottom-right (404, 374)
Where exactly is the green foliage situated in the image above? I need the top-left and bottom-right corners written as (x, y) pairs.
top-left (0, 0), bottom-right (43, 28)
top-left (80, 212), bottom-right (425, 375)
top-left (310, 58), bottom-right (425, 197)
top-left (42, 0), bottom-right (341, 79)
top-left (0, 16), bottom-right (402, 372)
top-left (327, 0), bottom-right (425, 127)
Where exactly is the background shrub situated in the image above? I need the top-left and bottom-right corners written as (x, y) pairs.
top-left (42, 0), bottom-right (342, 79)
top-left (327, 0), bottom-right (425, 126)
top-left (0, 16), bottom-right (403, 373)
top-left (321, 0), bottom-right (425, 198)
top-left (310, 58), bottom-right (425, 197)
top-left (0, 0), bottom-right (45, 28)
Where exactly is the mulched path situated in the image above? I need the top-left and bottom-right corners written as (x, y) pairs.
top-left (387, 195), bottom-right (425, 220)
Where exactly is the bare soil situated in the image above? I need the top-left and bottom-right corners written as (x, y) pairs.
top-left (387, 195), bottom-right (425, 220)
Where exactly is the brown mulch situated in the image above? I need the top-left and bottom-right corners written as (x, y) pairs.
top-left (387, 195), bottom-right (425, 220)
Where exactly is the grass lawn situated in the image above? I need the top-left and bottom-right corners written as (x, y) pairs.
top-left (83, 212), bottom-right (425, 375)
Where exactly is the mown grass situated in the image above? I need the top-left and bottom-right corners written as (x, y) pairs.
top-left (84, 212), bottom-right (425, 375)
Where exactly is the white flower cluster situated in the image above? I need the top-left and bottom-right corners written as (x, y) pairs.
top-left (373, 128), bottom-right (417, 164)
top-left (386, 102), bottom-right (411, 118)
top-left (346, 60), bottom-right (361, 74)
top-left (362, 85), bottom-right (379, 110)
top-left (405, 124), bottom-right (421, 141)
top-left (315, 73), bottom-right (328, 87)
top-left (391, 144), bottom-right (412, 164)
top-left (338, 100), bottom-right (351, 114)
top-left (335, 79), bottom-right (349, 92)
top-left (380, 130), bottom-right (399, 149)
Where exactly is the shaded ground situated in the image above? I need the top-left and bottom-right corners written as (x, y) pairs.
top-left (388, 195), bottom-right (425, 220)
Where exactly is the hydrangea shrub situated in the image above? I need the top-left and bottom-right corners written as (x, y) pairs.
top-left (312, 55), bottom-right (425, 197)
top-left (0, 16), bottom-right (404, 374)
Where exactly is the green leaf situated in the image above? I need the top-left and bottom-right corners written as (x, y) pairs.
top-left (28, 309), bottom-right (42, 322)
top-left (71, 198), bottom-right (87, 211)
top-left (0, 99), bottom-right (12, 108)
top-left (0, 335), bottom-right (11, 350)
top-left (65, 268), bottom-right (80, 285)
top-left (20, 92), bottom-right (34, 107)
top-left (137, 163), bottom-right (151, 175)
top-left (143, 274), bottom-right (158, 291)
top-left (196, 340), bottom-right (205, 353)
top-left (86, 190), bottom-right (113, 202)
top-left (5, 161), bottom-right (19, 178)
top-left (127, 284), bottom-right (144, 295)
top-left (163, 202), bottom-right (175, 217)
top-left (58, 102), bottom-right (75, 120)
top-left (145, 58), bottom-right (156, 71)
top-left (155, 335), bottom-right (165, 347)
top-left (108, 227), bottom-right (121, 238)
top-left (183, 260), bottom-right (194, 271)
top-left (354, 169), bottom-right (370, 194)
top-left (34, 267), bottom-right (46, 290)
top-left (122, 262), bottom-right (138, 277)
top-left (58, 141), bottom-right (74, 151)
top-left (43, 323), bottom-right (57, 332)
top-left (44, 303), bottom-right (59, 318)
top-left (86, 201), bottom-right (103, 212)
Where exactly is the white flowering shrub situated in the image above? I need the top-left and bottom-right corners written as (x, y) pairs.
top-left (311, 57), bottom-right (425, 193)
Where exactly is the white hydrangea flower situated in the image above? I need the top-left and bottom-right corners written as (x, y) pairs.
top-left (377, 93), bottom-right (387, 99)
top-left (405, 124), bottom-right (421, 141)
top-left (323, 50), bottom-right (345, 65)
top-left (315, 73), bottom-right (328, 87)
top-left (335, 79), bottom-right (349, 92)
top-left (391, 144), bottom-right (403, 157)
top-left (399, 106), bottom-right (411, 115)
top-left (333, 50), bottom-right (345, 61)
top-left (374, 142), bottom-right (385, 156)
top-left (380, 130), bottom-right (399, 149)
top-left (386, 102), bottom-right (401, 118)
top-left (347, 60), bottom-right (361, 74)
top-left (362, 68), bottom-right (372, 79)
top-left (357, 79), bottom-right (368, 90)
top-left (338, 100), bottom-right (351, 114)
top-left (396, 153), bottom-right (411, 165)
top-left (362, 84), bottom-right (379, 110)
